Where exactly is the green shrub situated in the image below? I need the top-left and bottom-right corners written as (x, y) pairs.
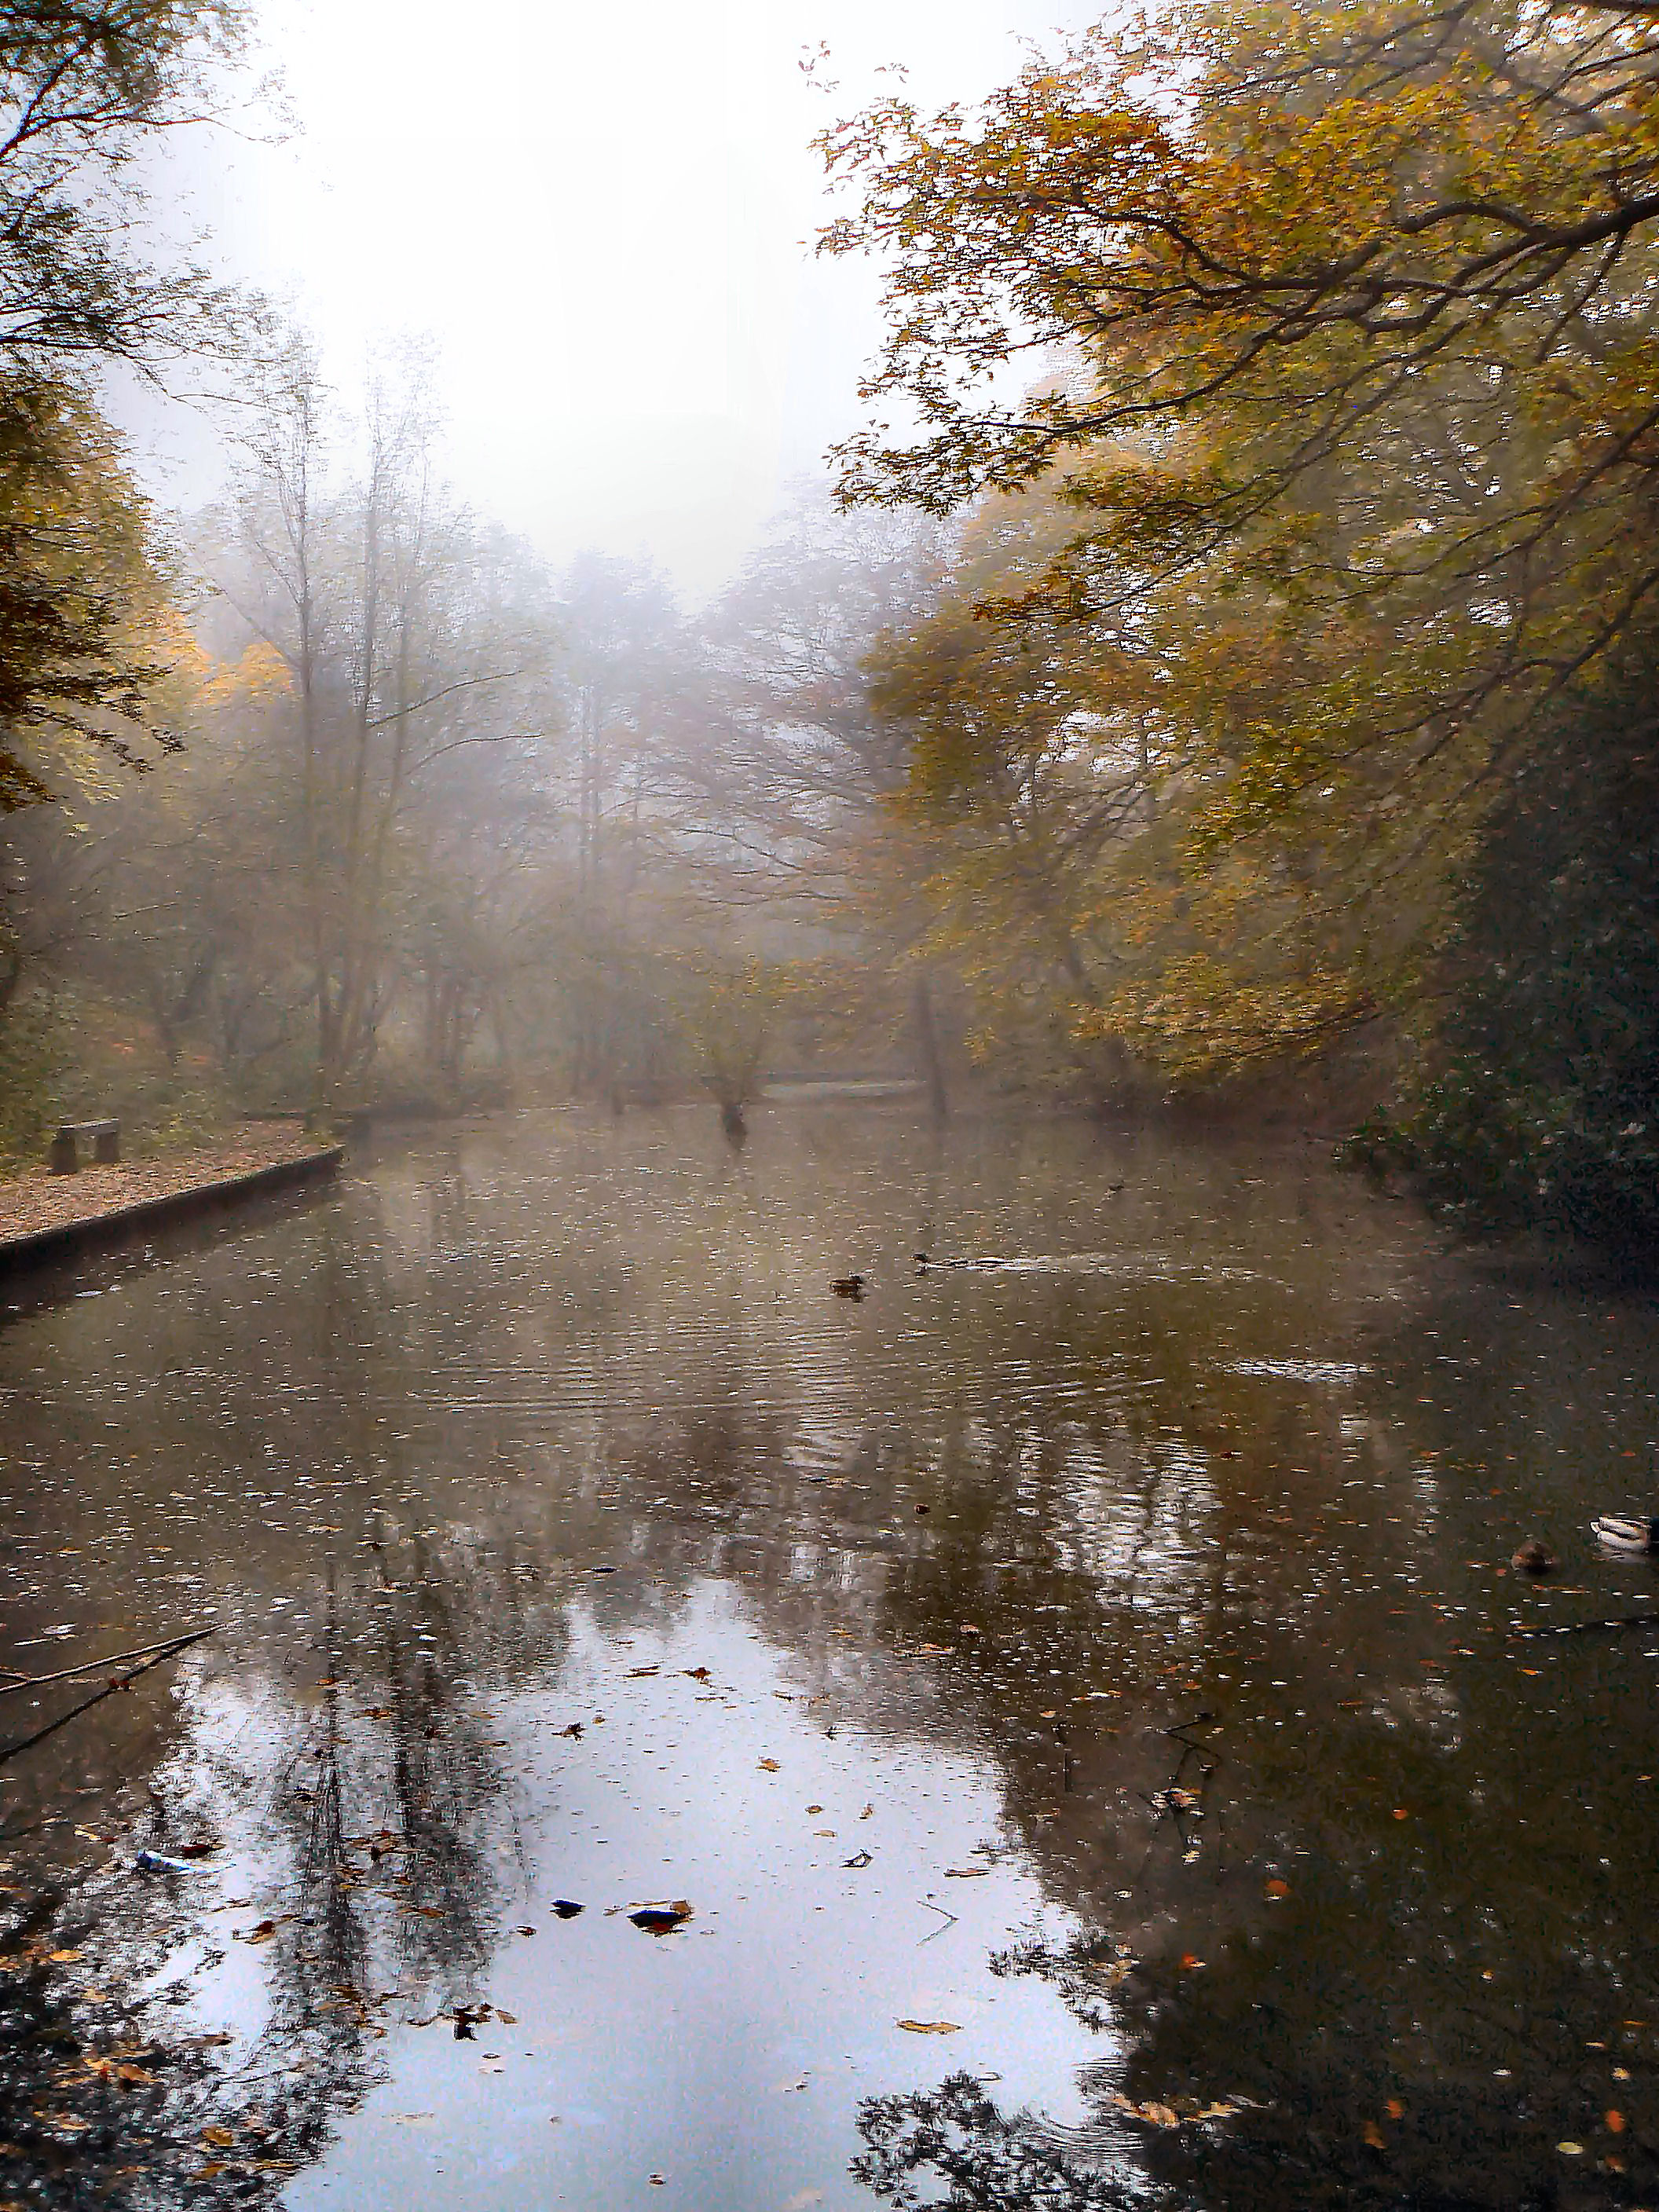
top-left (1349, 655), bottom-right (1659, 1259)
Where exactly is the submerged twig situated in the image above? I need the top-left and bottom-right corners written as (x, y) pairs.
top-left (918, 1899), bottom-right (960, 1943)
top-left (0, 1628), bottom-right (216, 1768)
top-left (0, 1627), bottom-right (217, 1699)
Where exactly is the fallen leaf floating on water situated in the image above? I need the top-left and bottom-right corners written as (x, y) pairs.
top-left (806, 1804), bottom-right (823, 1815)
top-left (83, 2058), bottom-right (156, 2088)
top-left (758, 1759), bottom-right (780, 1773)
top-left (629, 1901), bottom-right (693, 1935)
top-left (1108, 2093), bottom-right (1247, 2128)
top-left (897, 2020), bottom-right (960, 2034)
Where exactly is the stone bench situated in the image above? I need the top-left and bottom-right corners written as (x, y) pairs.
top-left (48, 1119), bottom-right (120, 1174)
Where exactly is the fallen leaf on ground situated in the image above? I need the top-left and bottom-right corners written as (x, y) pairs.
top-left (897, 2020), bottom-right (960, 2034)
top-left (628, 1666), bottom-right (660, 1678)
top-left (552, 1900), bottom-right (584, 1918)
top-left (1386, 2099), bottom-right (1404, 2119)
top-left (1265, 1879), bottom-right (1290, 1899)
top-left (1363, 2122), bottom-right (1385, 2150)
top-left (201, 2127), bottom-right (236, 2148)
top-left (238, 1921), bottom-right (277, 1944)
top-left (944, 1867), bottom-right (989, 1879)
top-left (1606, 2111), bottom-right (1627, 2133)
top-left (47, 1950), bottom-right (82, 1964)
top-left (843, 1851), bottom-right (872, 1869)
top-left (683, 1668), bottom-right (710, 1681)
top-left (758, 1759), bottom-right (780, 1773)
top-left (1558, 2141), bottom-right (1584, 2156)
top-left (806, 1804), bottom-right (822, 1815)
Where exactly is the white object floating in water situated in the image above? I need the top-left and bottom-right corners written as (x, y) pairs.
top-left (1592, 1514), bottom-right (1659, 1556)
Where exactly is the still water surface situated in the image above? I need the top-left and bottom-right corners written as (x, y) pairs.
top-left (0, 1104), bottom-right (1657, 2210)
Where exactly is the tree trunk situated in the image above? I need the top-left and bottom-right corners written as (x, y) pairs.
top-left (912, 972), bottom-right (949, 1121)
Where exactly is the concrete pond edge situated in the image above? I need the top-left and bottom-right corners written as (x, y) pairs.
top-left (0, 1146), bottom-right (346, 1279)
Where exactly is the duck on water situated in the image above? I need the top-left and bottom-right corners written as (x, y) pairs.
top-left (1594, 1514), bottom-right (1659, 1556)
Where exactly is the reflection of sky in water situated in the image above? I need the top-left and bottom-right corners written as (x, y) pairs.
top-left (0, 1105), bottom-right (1657, 2210)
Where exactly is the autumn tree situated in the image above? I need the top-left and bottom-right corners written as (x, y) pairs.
top-left (0, 0), bottom-right (254, 813)
top-left (819, 0), bottom-right (1659, 878)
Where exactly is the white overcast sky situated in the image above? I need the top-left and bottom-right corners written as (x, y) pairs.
top-left (127, 0), bottom-right (1090, 599)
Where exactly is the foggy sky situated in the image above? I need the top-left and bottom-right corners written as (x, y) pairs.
top-left (130, 0), bottom-right (1090, 597)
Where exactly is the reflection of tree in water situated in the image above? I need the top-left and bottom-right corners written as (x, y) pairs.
top-left (854, 2072), bottom-right (1130, 2210)
top-left (0, 1529), bottom-right (567, 2209)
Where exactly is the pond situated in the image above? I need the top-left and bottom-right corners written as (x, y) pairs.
top-left (0, 1102), bottom-right (1655, 2210)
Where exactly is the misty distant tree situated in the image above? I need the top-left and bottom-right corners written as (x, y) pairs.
top-left (207, 340), bottom-right (555, 1115)
top-left (668, 498), bottom-right (966, 1108)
